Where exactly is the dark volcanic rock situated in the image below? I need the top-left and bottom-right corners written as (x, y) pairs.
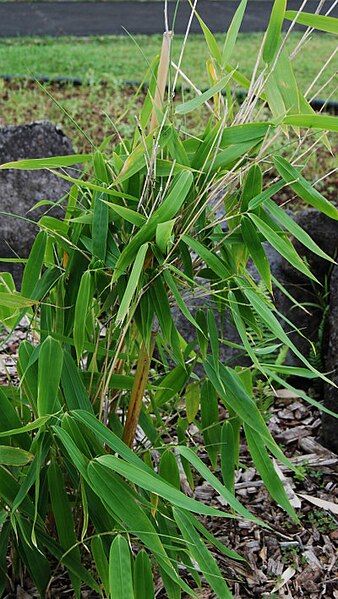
top-left (321, 265), bottom-right (338, 454)
top-left (0, 121), bottom-right (74, 286)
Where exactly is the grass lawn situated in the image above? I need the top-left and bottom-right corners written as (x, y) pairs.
top-left (1, 33), bottom-right (337, 91)
top-left (0, 32), bottom-right (336, 150)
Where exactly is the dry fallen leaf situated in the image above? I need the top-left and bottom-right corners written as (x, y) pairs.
top-left (298, 493), bottom-right (338, 514)
top-left (272, 566), bottom-right (296, 592)
top-left (273, 459), bottom-right (302, 508)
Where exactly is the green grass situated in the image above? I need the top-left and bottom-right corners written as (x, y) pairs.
top-left (0, 32), bottom-right (336, 154)
top-left (1, 32), bottom-right (337, 95)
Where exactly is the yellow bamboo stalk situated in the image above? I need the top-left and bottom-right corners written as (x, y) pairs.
top-left (122, 335), bottom-right (155, 447)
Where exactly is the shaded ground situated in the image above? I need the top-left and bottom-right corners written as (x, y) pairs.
top-left (0, 1), bottom-right (336, 37)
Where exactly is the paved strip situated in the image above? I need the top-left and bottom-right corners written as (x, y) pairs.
top-left (0, 1), bottom-right (336, 37)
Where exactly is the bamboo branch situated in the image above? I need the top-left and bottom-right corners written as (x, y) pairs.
top-left (150, 30), bottom-right (173, 132)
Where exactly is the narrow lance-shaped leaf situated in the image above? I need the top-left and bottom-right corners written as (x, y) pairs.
top-left (37, 336), bottom-right (63, 416)
top-left (221, 0), bottom-right (247, 67)
top-left (74, 270), bottom-right (91, 362)
top-left (282, 113), bottom-right (338, 133)
top-left (284, 10), bottom-right (338, 34)
top-left (248, 212), bottom-right (317, 282)
top-left (274, 156), bottom-right (338, 220)
top-left (109, 535), bottom-right (134, 599)
top-left (134, 550), bottom-right (154, 599)
top-left (242, 286), bottom-right (334, 384)
top-left (244, 424), bottom-right (299, 522)
top-left (241, 216), bottom-right (272, 291)
top-left (175, 73), bottom-right (233, 115)
top-left (91, 537), bottom-right (109, 597)
top-left (263, 198), bottom-right (335, 262)
top-left (241, 164), bottom-right (262, 211)
top-left (47, 461), bottom-right (81, 596)
top-left (221, 421), bottom-right (236, 493)
top-left (0, 446), bottom-right (33, 466)
top-left (116, 242), bottom-right (148, 324)
top-left (173, 508), bottom-right (233, 599)
top-left (113, 171), bottom-right (193, 279)
top-left (263, 0), bottom-right (286, 63)
top-left (21, 231), bottom-right (47, 297)
top-left (92, 193), bottom-right (109, 261)
top-left (0, 154), bottom-right (92, 170)
top-left (95, 455), bottom-right (233, 519)
top-left (195, 10), bottom-right (222, 64)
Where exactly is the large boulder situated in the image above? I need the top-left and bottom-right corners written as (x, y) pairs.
top-left (273, 210), bottom-right (338, 367)
top-left (0, 121), bottom-right (74, 286)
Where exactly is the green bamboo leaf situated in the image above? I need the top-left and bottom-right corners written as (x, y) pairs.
top-left (109, 535), bottom-right (134, 599)
top-left (0, 446), bottom-right (33, 466)
top-left (221, 421), bottom-right (236, 493)
top-left (37, 336), bottom-right (63, 416)
top-left (156, 219), bottom-right (175, 254)
top-left (273, 50), bottom-right (300, 114)
top-left (92, 193), bottom-right (109, 261)
top-left (203, 359), bottom-right (295, 470)
top-left (242, 286), bottom-right (333, 384)
top-left (221, 0), bottom-right (247, 67)
top-left (182, 235), bottom-right (230, 280)
top-left (94, 150), bottom-right (109, 183)
top-left (103, 201), bottom-right (146, 227)
top-left (263, 367), bottom-right (338, 418)
top-left (74, 270), bottom-right (92, 362)
top-left (248, 212), bottom-right (317, 282)
top-left (113, 172), bottom-right (193, 279)
top-left (21, 231), bottom-right (47, 298)
top-left (0, 273), bottom-right (19, 330)
top-left (208, 140), bottom-right (260, 172)
top-left (0, 414), bottom-right (51, 438)
top-left (173, 508), bottom-right (233, 599)
top-left (154, 365), bottom-right (190, 408)
top-left (263, 198), bottom-right (335, 262)
top-left (134, 550), bottom-right (154, 599)
top-left (241, 164), bottom-right (263, 211)
top-left (61, 351), bottom-right (94, 412)
top-left (241, 216), bottom-right (272, 291)
top-left (282, 113), bottom-right (338, 132)
top-left (176, 445), bottom-right (261, 524)
top-left (86, 461), bottom-right (192, 595)
top-left (163, 270), bottom-right (203, 334)
top-left (116, 242), bottom-right (148, 324)
top-left (274, 156), bottom-right (338, 220)
top-left (201, 380), bottom-right (220, 469)
top-left (244, 424), bottom-right (298, 521)
top-left (0, 154), bottom-right (91, 170)
top-left (95, 455), bottom-right (231, 519)
top-left (228, 291), bottom-right (259, 366)
top-left (195, 9), bottom-right (222, 64)
top-left (284, 10), bottom-right (338, 34)
top-left (48, 461), bottom-right (81, 596)
top-left (185, 382), bottom-right (200, 423)
top-left (247, 181), bottom-right (285, 211)
top-left (175, 73), bottom-right (233, 115)
top-left (0, 292), bottom-right (36, 309)
top-left (92, 537), bottom-right (109, 596)
top-left (159, 451), bottom-right (180, 490)
top-left (263, 0), bottom-right (286, 63)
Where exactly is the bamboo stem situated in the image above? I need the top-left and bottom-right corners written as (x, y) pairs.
top-left (123, 335), bottom-right (155, 447)
top-left (150, 31), bottom-right (173, 132)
